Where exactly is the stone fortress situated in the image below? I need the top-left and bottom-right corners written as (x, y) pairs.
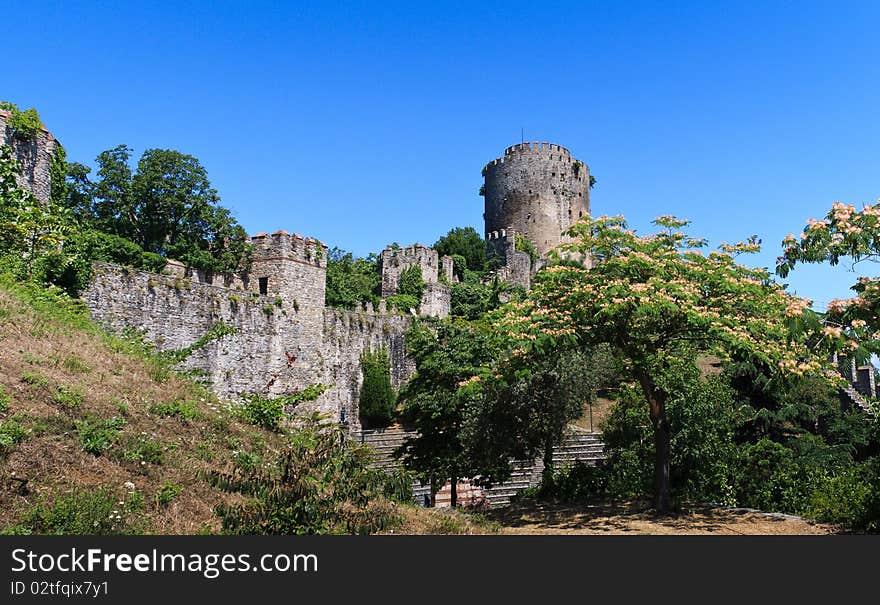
top-left (1, 114), bottom-right (595, 433)
top-left (79, 141), bottom-right (593, 434)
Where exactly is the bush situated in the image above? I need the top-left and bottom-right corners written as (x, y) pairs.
top-left (75, 415), bottom-right (126, 455)
top-left (397, 265), bottom-right (425, 302)
top-left (149, 399), bottom-right (201, 421)
top-left (359, 348), bottom-right (396, 427)
top-left (20, 487), bottom-right (143, 535)
top-left (237, 383), bottom-right (329, 431)
top-left (156, 481), bottom-right (183, 507)
top-left (0, 417), bottom-right (28, 456)
top-left (601, 374), bottom-right (739, 505)
top-left (208, 415), bottom-right (405, 534)
top-left (386, 294), bottom-right (419, 314)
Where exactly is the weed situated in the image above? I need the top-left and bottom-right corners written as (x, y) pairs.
top-left (155, 481), bottom-right (182, 507)
top-left (51, 386), bottom-right (84, 410)
top-left (75, 416), bottom-right (126, 456)
top-left (149, 399), bottom-right (201, 421)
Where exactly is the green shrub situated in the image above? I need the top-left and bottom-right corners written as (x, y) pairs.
top-left (156, 481), bottom-right (183, 507)
top-left (61, 355), bottom-right (91, 374)
top-left (0, 387), bottom-right (9, 414)
top-left (75, 416), bottom-right (126, 455)
top-left (386, 294), bottom-right (419, 313)
top-left (208, 415), bottom-right (404, 535)
top-left (20, 371), bottom-right (48, 388)
top-left (118, 433), bottom-right (166, 466)
top-left (0, 102), bottom-right (42, 139)
top-left (397, 265), bottom-right (425, 302)
top-left (21, 487), bottom-right (143, 535)
top-left (149, 399), bottom-right (201, 421)
top-left (359, 348), bottom-right (396, 427)
top-left (237, 383), bottom-right (329, 431)
top-left (0, 417), bottom-right (28, 456)
top-left (51, 385), bottom-right (84, 410)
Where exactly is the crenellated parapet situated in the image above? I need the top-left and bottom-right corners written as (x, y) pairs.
top-left (483, 141), bottom-right (590, 261)
top-left (250, 230), bottom-right (328, 269)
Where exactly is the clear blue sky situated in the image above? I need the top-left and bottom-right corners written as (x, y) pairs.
top-left (5, 1), bottom-right (880, 308)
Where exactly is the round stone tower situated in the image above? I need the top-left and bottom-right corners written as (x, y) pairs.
top-left (483, 142), bottom-right (590, 258)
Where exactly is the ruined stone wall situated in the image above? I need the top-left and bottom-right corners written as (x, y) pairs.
top-left (0, 109), bottom-right (58, 203)
top-left (84, 254), bottom-right (420, 435)
top-left (483, 142), bottom-right (590, 259)
top-left (486, 230), bottom-right (532, 289)
top-left (379, 244), bottom-right (439, 297)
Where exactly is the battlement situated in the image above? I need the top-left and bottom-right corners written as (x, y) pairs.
top-left (250, 230), bottom-right (328, 268)
top-left (486, 228), bottom-right (517, 241)
top-left (483, 142), bottom-right (575, 173)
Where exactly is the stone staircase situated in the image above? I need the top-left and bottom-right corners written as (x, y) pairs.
top-left (842, 385), bottom-right (876, 416)
top-left (357, 425), bottom-right (606, 509)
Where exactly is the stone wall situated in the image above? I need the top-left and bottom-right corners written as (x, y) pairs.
top-left (378, 244), bottom-right (452, 318)
top-left (486, 229), bottom-right (532, 289)
top-left (0, 109), bottom-right (58, 203)
top-left (84, 253), bottom-right (420, 435)
top-left (483, 142), bottom-right (590, 259)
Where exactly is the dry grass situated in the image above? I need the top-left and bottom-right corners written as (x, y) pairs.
top-left (379, 505), bottom-right (500, 535)
top-left (489, 499), bottom-right (841, 535)
top-left (0, 285), bottom-right (286, 534)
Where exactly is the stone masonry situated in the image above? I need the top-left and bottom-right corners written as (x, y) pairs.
top-left (0, 109), bottom-right (59, 203)
top-left (483, 142), bottom-right (590, 261)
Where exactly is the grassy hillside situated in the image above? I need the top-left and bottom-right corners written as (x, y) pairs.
top-left (0, 276), bottom-right (293, 534)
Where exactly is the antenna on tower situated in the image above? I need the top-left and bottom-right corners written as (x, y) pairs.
top-left (521, 128), bottom-right (524, 144)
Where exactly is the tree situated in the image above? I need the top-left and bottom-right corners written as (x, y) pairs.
top-left (470, 346), bottom-right (620, 490)
top-left (433, 226), bottom-right (487, 272)
top-left (395, 318), bottom-right (503, 506)
top-left (83, 146), bottom-right (251, 274)
top-left (359, 348), bottom-right (396, 427)
top-left (778, 200), bottom-right (880, 373)
top-left (495, 214), bottom-right (832, 511)
top-left (325, 247), bottom-right (381, 309)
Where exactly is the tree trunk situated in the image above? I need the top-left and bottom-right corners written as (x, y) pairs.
top-left (542, 436), bottom-right (555, 493)
top-left (637, 371), bottom-right (672, 513)
top-left (450, 475), bottom-right (457, 508)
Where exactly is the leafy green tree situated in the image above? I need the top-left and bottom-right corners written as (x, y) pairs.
top-left (433, 226), bottom-right (487, 272)
top-left (325, 247), bottom-right (380, 309)
top-left (470, 346), bottom-right (620, 489)
top-left (397, 264), bottom-right (425, 300)
top-left (496, 214), bottom-right (831, 511)
top-left (396, 318), bottom-right (503, 506)
top-left (83, 146), bottom-right (251, 274)
top-left (359, 348), bottom-right (396, 427)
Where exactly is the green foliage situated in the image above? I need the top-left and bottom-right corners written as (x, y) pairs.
top-left (19, 487), bottom-right (143, 535)
top-left (0, 417), bottom-right (28, 456)
top-left (397, 318), bottom-right (506, 500)
top-left (75, 415), bottom-right (126, 455)
top-left (359, 348), bottom-right (396, 427)
top-left (0, 386), bottom-right (9, 413)
top-left (118, 433), bottom-right (167, 466)
top-left (51, 385), bottom-right (84, 410)
top-left (148, 399), bottom-right (201, 421)
top-left (433, 227), bottom-right (487, 272)
top-left (386, 294), bottom-right (420, 313)
top-left (0, 102), bottom-right (42, 139)
top-left (238, 383), bottom-right (329, 430)
top-left (208, 415), bottom-right (406, 534)
top-left (601, 372), bottom-right (740, 505)
top-left (325, 247), bottom-right (381, 309)
top-left (160, 322), bottom-right (237, 365)
top-left (397, 264), bottom-right (425, 301)
top-left (450, 282), bottom-right (493, 319)
top-left (514, 233), bottom-right (538, 266)
top-left (156, 481), bottom-right (183, 507)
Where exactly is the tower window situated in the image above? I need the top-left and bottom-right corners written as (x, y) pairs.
top-left (259, 277), bottom-right (269, 295)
